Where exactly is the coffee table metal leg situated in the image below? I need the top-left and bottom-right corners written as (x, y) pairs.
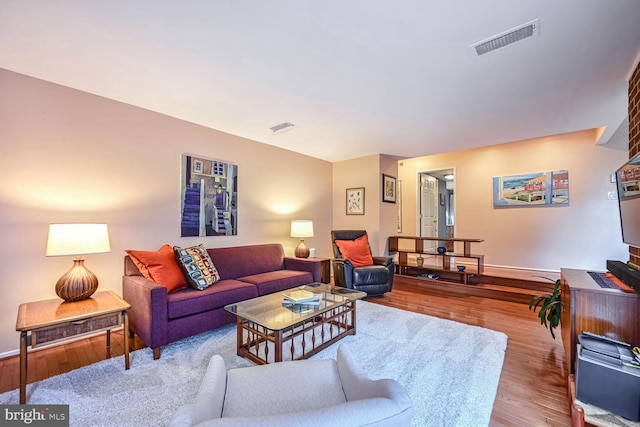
top-left (351, 301), bottom-right (357, 335)
top-left (274, 330), bottom-right (283, 363)
top-left (236, 317), bottom-right (242, 357)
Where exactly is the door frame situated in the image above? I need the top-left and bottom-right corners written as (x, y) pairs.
top-left (416, 167), bottom-right (456, 239)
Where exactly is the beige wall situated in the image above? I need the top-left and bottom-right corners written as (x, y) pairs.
top-left (332, 154), bottom-right (398, 255)
top-left (0, 69), bottom-right (332, 355)
top-left (0, 66), bottom-right (630, 356)
top-left (398, 129), bottom-right (629, 272)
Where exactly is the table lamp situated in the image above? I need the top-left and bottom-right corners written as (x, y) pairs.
top-left (290, 220), bottom-right (313, 258)
top-left (46, 223), bottom-right (111, 302)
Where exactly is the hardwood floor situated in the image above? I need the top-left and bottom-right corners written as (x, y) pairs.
top-left (0, 277), bottom-right (571, 426)
top-left (370, 279), bottom-right (571, 426)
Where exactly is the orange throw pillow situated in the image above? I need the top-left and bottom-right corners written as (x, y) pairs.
top-left (126, 244), bottom-right (188, 293)
top-left (335, 235), bottom-right (374, 267)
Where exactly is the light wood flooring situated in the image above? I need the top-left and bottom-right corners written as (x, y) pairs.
top-left (0, 276), bottom-right (571, 426)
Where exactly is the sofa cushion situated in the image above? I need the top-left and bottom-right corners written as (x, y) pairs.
top-left (167, 279), bottom-right (257, 320)
top-left (125, 245), bottom-right (188, 293)
top-left (238, 270), bottom-right (313, 295)
top-left (174, 244), bottom-right (221, 290)
top-left (335, 235), bottom-right (374, 267)
top-left (206, 244), bottom-right (286, 280)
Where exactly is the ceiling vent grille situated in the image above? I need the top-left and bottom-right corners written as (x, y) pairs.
top-left (269, 122), bottom-right (295, 135)
top-left (471, 19), bottom-right (539, 56)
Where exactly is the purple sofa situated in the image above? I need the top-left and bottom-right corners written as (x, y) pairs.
top-left (122, 243), bottom-right (322, 359)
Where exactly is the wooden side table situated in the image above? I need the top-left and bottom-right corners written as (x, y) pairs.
top-left (15, 290), bottom-right (130, 404)
top-left (310, 257), bottom-right (331, 283)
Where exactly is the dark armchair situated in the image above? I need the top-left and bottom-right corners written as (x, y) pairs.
top-left (331, 230), bottom-right (394, 296)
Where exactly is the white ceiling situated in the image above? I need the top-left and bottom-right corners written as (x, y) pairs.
top-left (1, 1), bottom-right (639, 162)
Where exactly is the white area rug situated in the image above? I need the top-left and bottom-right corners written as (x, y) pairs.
top-left (0, 301), bottom-right (507, 426)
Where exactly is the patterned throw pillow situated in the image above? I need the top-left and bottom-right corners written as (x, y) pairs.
top-left (173, 244), bottom-right (220, 290)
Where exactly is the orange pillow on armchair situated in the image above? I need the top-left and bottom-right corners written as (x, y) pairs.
top-left (335, 234), bottom-right (374, 267)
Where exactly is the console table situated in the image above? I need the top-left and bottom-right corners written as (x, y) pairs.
top-left (388, 236), bottom-right (484, 284)
top-left (16, 290), bottom-right (130, 404)
top-left (560, 268), bottom-right (640, 374)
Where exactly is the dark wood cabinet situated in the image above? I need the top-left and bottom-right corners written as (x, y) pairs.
top-left (560, 268), bottom-right (640, 374)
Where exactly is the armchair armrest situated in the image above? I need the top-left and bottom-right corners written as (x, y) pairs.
top-left (372, 256), bottom-right (394, 268)
top-left (168, 355), bottom-right (227, 427)
top-left (336, 345), bottom-right (410, 408)
top-left (332, 258), bottom-right (355, 289)
top-left (283, 257), bottom-right (322, 282)
top-left (121, 275), bottom-right (169, 352)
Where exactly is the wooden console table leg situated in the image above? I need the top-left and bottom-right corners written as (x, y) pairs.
top-left (123, 311), bottom-right (130, 370)
top-left (443, 255), bottom-right (451, 270)
top-left (19, 331), bottom-right (27, 404)
top-left (463, 241), bottom-right (472, 257)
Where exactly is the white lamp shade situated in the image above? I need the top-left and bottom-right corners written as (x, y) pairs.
top-left (290, 220), bottom-right (314, 238)
top-left (46, 223), bottom-right (111, 256)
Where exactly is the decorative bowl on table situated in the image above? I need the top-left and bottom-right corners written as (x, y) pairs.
top-left (457, 265), bottom-right (466, 271)
top-left (437, 246), bottom-right (446, 254)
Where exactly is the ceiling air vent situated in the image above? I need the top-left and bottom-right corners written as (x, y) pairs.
top-left (471, 19), bottom-right (539, 56)
top-left (269, 122), bottom-right (295, 135)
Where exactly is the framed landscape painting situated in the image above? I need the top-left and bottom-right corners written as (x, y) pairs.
top-left (493, 170), bottom-right (569, 207)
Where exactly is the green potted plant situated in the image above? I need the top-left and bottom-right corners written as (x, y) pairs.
top-left (528, 278), bottom-right (561, 339)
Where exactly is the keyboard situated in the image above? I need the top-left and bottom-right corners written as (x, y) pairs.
top-left (587, 271), bottom-right (621, 289)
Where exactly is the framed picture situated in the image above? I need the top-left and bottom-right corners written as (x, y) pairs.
top-left (492, 170), bottom-right (569, 207)
top-left (346, 187), bottom-right (365, 215)
top-left (181, 154), bottom-right (238, 236)
top-left (382, 174), bottom-right (397, 203)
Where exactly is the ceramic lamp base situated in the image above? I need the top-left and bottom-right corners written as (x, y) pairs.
top-left (55, 258), bottom-right (99, 302)
top-left (294, 239), bottom-right (310, 258)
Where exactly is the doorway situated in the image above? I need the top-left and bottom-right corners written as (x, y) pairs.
top-left (418, 169), bottom-right (455, 250)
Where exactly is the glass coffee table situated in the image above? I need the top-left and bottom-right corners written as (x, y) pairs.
top-left (224, 283), bottom-right (366, 364)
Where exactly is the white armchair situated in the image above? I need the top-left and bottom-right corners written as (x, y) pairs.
top-left (168, 344), bottom-right (413, 427)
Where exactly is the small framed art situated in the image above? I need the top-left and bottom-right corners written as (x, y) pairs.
top-left (346, 187), bottom-right (365, 215)
top-left (382, 174), bottom-right (397, 203)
